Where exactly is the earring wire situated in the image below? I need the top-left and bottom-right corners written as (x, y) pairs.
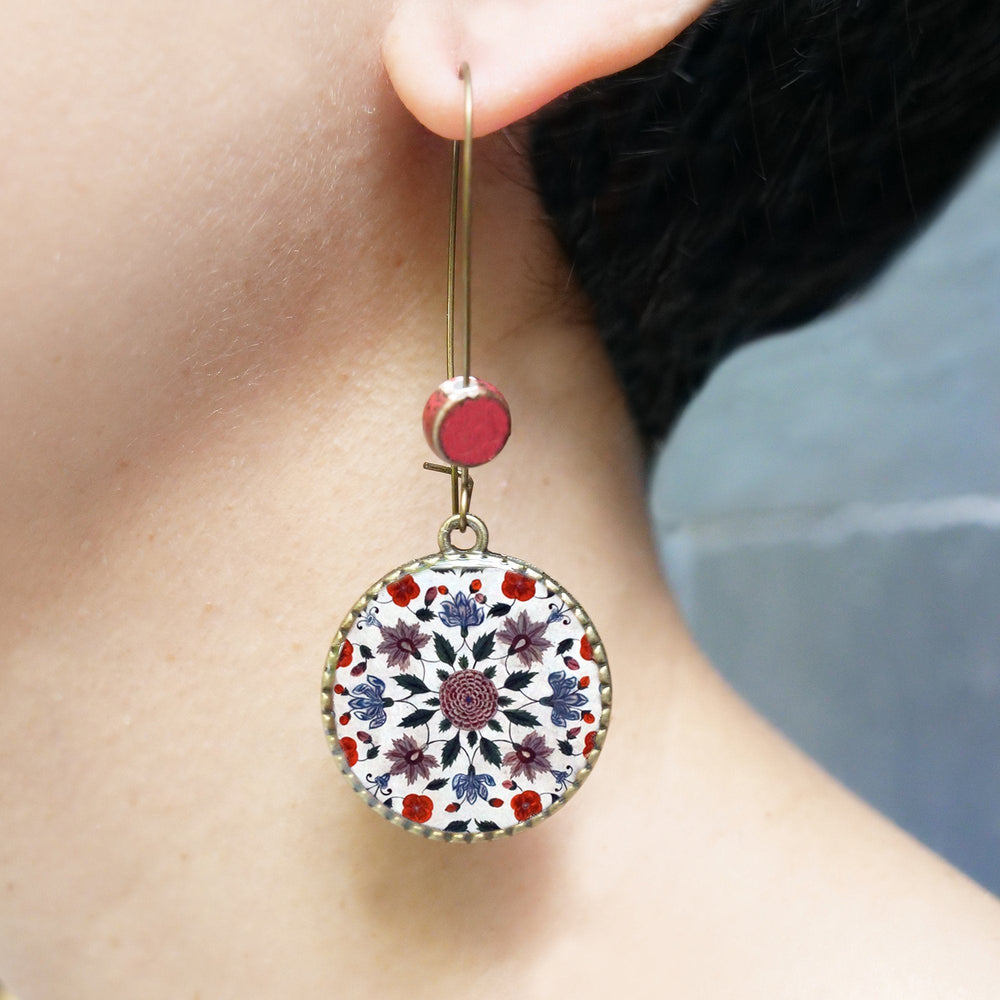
top-left (426, 62), bottom-right (475, 528)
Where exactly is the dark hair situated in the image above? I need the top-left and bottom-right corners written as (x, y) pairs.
top-left (529, 0), bottom-right (1000, 443)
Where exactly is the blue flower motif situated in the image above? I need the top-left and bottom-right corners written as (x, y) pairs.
top-left (438, 591), bottom-right (485, 632)
top-left (451, 768), bottom-right (496, 805)
top-left (366, 771), bottom-right (391, 796)
top-left (550, 768), bottom-right (571, 791)
top-left (348, 675), bottom-right (392, 729)
top-left (539, 670), bottom-right (589, 727)
top-left (546, 604), bottom-right (569, 625)
top-left (358, 605), bottom-right (383, 630)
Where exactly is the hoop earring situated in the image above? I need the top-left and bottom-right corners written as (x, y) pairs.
top-left (321, 65), bottom-right (610, 842)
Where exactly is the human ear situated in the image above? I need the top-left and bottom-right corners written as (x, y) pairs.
top-left (382, 0), bottom-right (716, 138)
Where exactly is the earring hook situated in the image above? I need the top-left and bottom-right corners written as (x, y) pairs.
top-left (446, 62), bottom-right (473, 386)
top-left (426, 62), bottom-right (476, 528)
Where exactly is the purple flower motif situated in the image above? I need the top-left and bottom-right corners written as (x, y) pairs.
top-left (539, 670), bottom-right (588, 727)
top-left (386, 735), bottom-right (439, 785)
top-left (437, 591), bottom-right (485, 633)
top-left (377, 620), bottom-right (429, 671)
top-left (451, 767), bottom-right (496, 805)
top-left (348, 675), bottom-right (392, 729)
top-left (502, 731), bottom-right (554, 781)
top-left (497, 610), bottom-right (552, 666)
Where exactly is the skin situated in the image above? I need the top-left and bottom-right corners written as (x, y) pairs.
top-left (1, 2), bottom-right (999, 997)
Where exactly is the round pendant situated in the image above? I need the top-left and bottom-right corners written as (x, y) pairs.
top-left (322, 515), bottom-right (611, 842)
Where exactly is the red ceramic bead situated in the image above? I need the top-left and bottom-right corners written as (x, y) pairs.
top-left (423, 375), bottom-right (511, 467)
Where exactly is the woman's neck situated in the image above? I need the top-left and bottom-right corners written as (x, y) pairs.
top-left (4, 94), bottom-right (1000, 1000)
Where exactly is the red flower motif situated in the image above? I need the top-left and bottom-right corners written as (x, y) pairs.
top-left (387, 574), bottom-right (420, 607)
top-left (582, 731), bottom-right (597, 757)
top-left (578, 676), bottom-right (590, 689)
top-left (337, 639), bottom-right (354, 668)
top-left (470, 579), bottom-right (482, 592)
top-left (401, 793), bottom-right (434, 823)
top-left (489, 798), bottom-right (504, 807)
top-left (338, 713), bottom-right (351, 726)
top-left (582, 712), bottom-right (595, 724)
top-left (580, 634), bottom-right (594, 661)
top-left (339, 736), bottom-right (359, 767)
top-left (511, 789), bottom-right (543, 821)
top-left (501, 571), bottom-right (536, 602)
top-left (445, 802), bottom-right (460, 813)
top-left (333, 684), bottom-right (346, 695)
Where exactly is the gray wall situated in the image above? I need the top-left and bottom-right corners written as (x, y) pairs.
top-left (652, 135), bottom-right (1000, 895)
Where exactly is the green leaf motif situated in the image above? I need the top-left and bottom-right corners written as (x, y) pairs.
top-left (445, 820), bottom-right (469, 833)
top-left (393, 674), bottom-right (430, 695)
top-left (400, 708), bottom-right (436, 728)
top-left (414, 607), bottom-right (435, 622)
top-left (441, 733), bottom-right (461, 768)
top-left (488, 602), bottom-right (511, 619)
top-left (483, 664), bottom-right (497, 680)
top-left (496, 695), bottom-right (515, 707)
top-left (556, 638), bottom-right (573, 656)
top-left (472, 630), bottom-right (496, 663)
top-left (476, 820), bottom-right (501, 832)
top-left (359, 645), bottom-right (374, 660)
top-left (558, 739), bottom-right (573, 756)
top-left (438, 718), bottom-right (453, 733)
top-left (479, 737), bottom-right (502, 768)
top-left (487, 719), bottom-right (503, 733)
top-left (503, 708), bottom-right (540, 728)
top-left (503, 670), bottom-right (537, 692)
top-left (458, 654), bottom-right (469, 669)
top-left (426, 777), bottom-right (448, 791)
top-left (466, 730), bottom-right (478, 748)
top-left (434, 632), bottom-right (457, 666)
top-left (437, 668), bottom-right (451, 683)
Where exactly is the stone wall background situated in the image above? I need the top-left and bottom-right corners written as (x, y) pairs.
top-left (651, 134), bottom-right (1000, 895)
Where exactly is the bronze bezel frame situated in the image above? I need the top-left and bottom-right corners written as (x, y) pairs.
top-left (321, 538), bottom-right (611, 843)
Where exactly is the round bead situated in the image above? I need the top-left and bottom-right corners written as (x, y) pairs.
top-left (423, 376), bottom-right (511, 467)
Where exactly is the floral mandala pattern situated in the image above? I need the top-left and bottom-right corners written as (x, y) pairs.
top-left (323, 549), bottom-right (610, 840)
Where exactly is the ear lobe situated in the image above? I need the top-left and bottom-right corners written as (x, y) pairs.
top-left (383, 0), bottom-right (716, 139)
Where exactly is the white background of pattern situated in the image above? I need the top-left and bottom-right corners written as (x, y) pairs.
top-left (331, 556), bottom-right (605, 833)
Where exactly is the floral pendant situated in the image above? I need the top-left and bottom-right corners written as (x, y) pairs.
top-left (322, 515), bottom-right (610, 842)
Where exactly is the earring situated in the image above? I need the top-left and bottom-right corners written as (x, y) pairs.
top-left (321, 65), bottom-right (610, 842)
